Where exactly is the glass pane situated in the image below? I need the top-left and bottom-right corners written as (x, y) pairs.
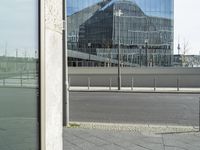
top-left (0, 0), bottom-right (39, 150)
top-left (67, 0), bottom-right (174, 67)
top-left (65, 3), bottom-right (200, 150)
top-left (65, 2), bottom-right (200, 150)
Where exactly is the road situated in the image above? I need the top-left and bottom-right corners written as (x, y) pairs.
top-left (69, 92), bottom-right (200, 126)
top-left (0, 87), bottom-right (38, 118)
top-left (0, 87), bottom-right (39, 150)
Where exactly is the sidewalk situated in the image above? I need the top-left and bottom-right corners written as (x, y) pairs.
top-left (64, 127), bottom-right (200, 150)
top-left (69, 86), bottom-right (200, 94)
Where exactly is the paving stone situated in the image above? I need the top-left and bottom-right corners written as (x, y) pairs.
top-left (84, 136), bottom-right (109, 146)
top-left (101, 143), bottom-right (127, 150)
top-left (64, 128), bottom-right (200, 150)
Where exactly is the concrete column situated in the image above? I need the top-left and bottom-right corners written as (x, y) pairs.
top-left (40, 0), bottom-right (64, 149)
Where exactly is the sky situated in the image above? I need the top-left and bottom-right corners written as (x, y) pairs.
top-left (0, 0), bottom-right (38, 57)
top-left (0, 0), bottom-right (200, 56)
top-left (174, 0), bottom-right (200, 55)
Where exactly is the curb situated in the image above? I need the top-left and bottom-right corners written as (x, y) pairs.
top-left (67, 122), bottom-right (199, 134)
top-left (69, 90), bottom-right (200, 94)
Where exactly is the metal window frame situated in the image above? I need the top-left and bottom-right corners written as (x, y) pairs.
top-left (39, 0), bottom-right (43, 149)
top-left (62, 0), bottom-right (67, 127)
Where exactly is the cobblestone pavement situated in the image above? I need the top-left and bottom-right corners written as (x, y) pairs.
top-left (64, 128), bottom-right (200, 150)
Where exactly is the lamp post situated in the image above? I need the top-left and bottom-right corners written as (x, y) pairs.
top-left (145, 39), bottom-right (148, 67)
top-left (16, 49), bottom-right (18, 72)
top-left (115, 9), bottom-right (123, 90)
top-left (139, 46), bottom-right (142, 67)
top-left (88, 43), bottom-right (91, 66)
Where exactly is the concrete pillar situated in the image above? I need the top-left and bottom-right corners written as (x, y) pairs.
top-left (40, 0), bottom-right (65, 149)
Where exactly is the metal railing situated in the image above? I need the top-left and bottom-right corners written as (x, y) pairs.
top-left (69, 75), bottom-right (200, 92)
top-left (0, 72), bottom-right (38, 88)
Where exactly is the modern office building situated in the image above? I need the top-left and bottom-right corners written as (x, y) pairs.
top-left (67, 0), bottom-right (174, 67)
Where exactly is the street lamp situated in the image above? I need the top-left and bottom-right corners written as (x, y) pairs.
top-left (115, 9), bottom-right (123, 90)
top-left (16, 49), bottom-right (18, 72)
top-left (88, 43), bottom-right (91, 66)
top-left (139, 46), bottom-right (142, 67)
top-left (145, 39), bottom-right (148, 67)
top-left (35, 50), bottom-right (38, 59)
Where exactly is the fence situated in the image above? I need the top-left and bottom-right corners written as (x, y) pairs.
top-left (0, 72), bottom-right (38, 88)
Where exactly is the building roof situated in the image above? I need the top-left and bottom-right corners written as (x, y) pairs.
top-left (100, 0), bottom-right (136, 11)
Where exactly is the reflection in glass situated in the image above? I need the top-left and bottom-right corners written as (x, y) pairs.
top-left (0, 0), bottom-right (39, 149)
top-left (67, 0), bottom-right (174, 67)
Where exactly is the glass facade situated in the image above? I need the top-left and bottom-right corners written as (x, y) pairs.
top-left (67, 0), bottom-right (174, 67)
top-left (0, 0), bottom-right (39, 149)
top-left (67, 0), bottom-right (173, 18)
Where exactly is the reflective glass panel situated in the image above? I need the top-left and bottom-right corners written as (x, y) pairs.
top-left (67, 0), bottom-right (174, 67)
top-left (0, 0), bottom-right (39, 149)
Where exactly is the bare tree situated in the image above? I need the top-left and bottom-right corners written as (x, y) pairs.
top-left (181, 39), bottom-right (191, 66)
top-left (182, 39), bottom-right (190, 55)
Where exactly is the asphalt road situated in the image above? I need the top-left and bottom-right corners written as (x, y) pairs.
top-left (0, 87), bottom-right (38, 118)
top-left (0, 87), bottom-right (39, 150)
top-left (1, 88), bottom-right (199, 127)
top-left (69, 92), bottom-right (200, 126)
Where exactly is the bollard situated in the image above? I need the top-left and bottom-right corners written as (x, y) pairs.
top-left (21, 77), bottom-right (23, 87)
top-left (20, 72), bottom-right (23, 87)
top-left (27, 71), bottom-right (29, 80)
top-left (3, 78), bottom-right (5, 86)
top-left (109, 78), bottom-right (112, 90)
top-left (68, 77), bottom-right (71, 90)
top-left (198, 99), bottom-right (200, 131)
top-left (177, 76), bottom-right (179, 91)
top-left (154, 77), bottom-right (156, 92)
top-left (88, 77), bottom-right (90, 90)
top-left (66, 82), bottom-right (70, 128)
top-left (131, 77), bottom-right (134, 91)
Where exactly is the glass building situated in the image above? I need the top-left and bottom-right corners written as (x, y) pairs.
top-left (67, 0), bottom-right (174, 67)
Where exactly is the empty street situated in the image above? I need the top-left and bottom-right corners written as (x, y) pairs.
top-left (69, 92), bottom-right (200, 126)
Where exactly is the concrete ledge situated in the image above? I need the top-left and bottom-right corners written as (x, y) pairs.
top-left (68, 122), bottom-right (199, 134)
top-left (69, 86), bottom-right (200, 94)
top-left (69, 67), bottom-right (200, 75)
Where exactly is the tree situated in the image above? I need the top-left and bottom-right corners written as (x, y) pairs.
top-left (181, 39), bottom-right (191, 67)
